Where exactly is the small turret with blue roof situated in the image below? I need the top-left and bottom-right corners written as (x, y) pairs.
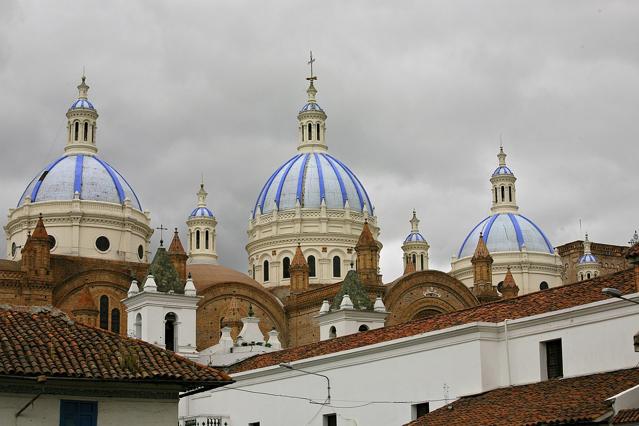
top-left (186, 180), bottom-right (218, 265)
top-left (576, 233), bottom-right (600, 281)
top-left (402, 210), bottom-right (429, 272)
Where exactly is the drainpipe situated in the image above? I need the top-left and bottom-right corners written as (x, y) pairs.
top-left (504, 319), bottom-right (512, 386)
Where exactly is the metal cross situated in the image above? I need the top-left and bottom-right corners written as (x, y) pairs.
top-left (156, 224), bottom-right (168, 246)
top-left (307, 51), bottom-right (317, 81)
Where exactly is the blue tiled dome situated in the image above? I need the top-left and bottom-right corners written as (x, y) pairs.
top-left (404, 232), bottom-right (426, 243)
top-left (18, 154), bottom-right (142, 210)
top-left (457, 213), bottom-right (554, 258)
top-left (492, 165), bottom-right (513, 176)
top-left (299, 102), bottom-right (324, 113)
top-left (69, 99), bottom-right (95, 110)
top-left (190, 207), bottom-right (214, 218)
top-left (578, 253), bottom-right (598, 264)
top-left (253, 153), bottom-right (373, 217)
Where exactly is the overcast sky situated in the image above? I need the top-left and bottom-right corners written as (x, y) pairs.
top-left (1, 1), bottom-right (638, 281)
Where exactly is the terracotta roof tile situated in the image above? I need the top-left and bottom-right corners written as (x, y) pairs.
top-left (0, 305), bottom-right (232, 388)
top-left (228, 268), bottom-right (636, 374)
top-left (626, 243), bottom-right (639, 261)
top-left (356, 221), bottom-right (376, 248)
top-left (291, 244), bottom-right (307, 268)
top-left (613, 408), bottom-right (639, 424)
top-left (168, 228), bottom-right (186, 255)
top-left (472, 233), bottom-right (491, 261)
top-left (31, 215), bottom-right (48, 239)
top-left (407, 368), bottom-right (639, 426)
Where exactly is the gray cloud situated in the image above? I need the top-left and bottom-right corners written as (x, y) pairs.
top-left (1, 0), bottom-right (638, 281)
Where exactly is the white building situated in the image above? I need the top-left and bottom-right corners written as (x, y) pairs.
top-left (180, 266), bottom-right (639, 425)
top-left (4, 76), bottom-right (153, 263)
top-left (450, 147), bottom-right (563, 294)
top-left (246, 75), bottom-right (380, 288)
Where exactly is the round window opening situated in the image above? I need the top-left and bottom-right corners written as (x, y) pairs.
top-left (540, 281), bottom-right (549, 290)
top-left (96, 236), bottom-right (110, 252)
top-left (48, 235), bottom-right (56, 250)
top-left (137, 245), bottom-right (144, 260)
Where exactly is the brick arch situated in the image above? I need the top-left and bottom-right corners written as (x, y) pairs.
top-left (384, 270), bottom-right (479, 326)
top-left (196, 281), bottom-right (288, 350)
top-left (53, 268), bottom-right (134, 335)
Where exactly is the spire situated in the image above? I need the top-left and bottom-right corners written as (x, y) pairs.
top-left (356, 220), bottom-right (381, 285)
top-left (31, 214), bottom-right (48, 240)
top-left (471, 233), bottom-right (499, 303)
top-left (168, 228), bottom-right (186, 255)
top-left (65, 75), bottom-right (99, 155)
top-left (490, 146), bottom-right (518, 214)
top-left (403, 256), bottom-right (416, 275)
top-left (297, 52), bottom-right (328, 153)
top-left (187, 179), bottom-right (219, 265)
top-left (500, 266), bottom-right (519, 299)
top-left (583, 233), bottom-right (592, 255)
top-left (472, 233), bottom-right (491, 261)
top-left (168, 228), bottom-right (188, 283)
top-left (290, 243), bottom-right (309, 293)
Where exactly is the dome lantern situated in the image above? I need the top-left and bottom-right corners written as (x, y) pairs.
top-left (490, 146), bottom-right (518, 214)
top-left (297, 52), bottom-right (328, 153)
top-left (402, 210), bottom-right (430, 272)
top-left (65, 75), bottom-right (99, 155)
top-left (576, 233), bottom-right (601, 281)
top-left (187, 180), bottom-right (218, 265)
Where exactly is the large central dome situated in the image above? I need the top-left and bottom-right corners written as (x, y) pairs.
top-left (253, 152), bottom-right (373, 217)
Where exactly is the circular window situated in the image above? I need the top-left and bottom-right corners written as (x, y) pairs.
top-left (11, 242), bottom-right (17, 257)
top-left (95, 236), bottom-right (110, 252)
top-left (48, 235), bottom-right (56, 250)
top-left (497, 281), bottom-right (504, 293)
top-left (137, 245), bottom-right (144, 260)
top-left (540, 281), bottom-right (549, 290)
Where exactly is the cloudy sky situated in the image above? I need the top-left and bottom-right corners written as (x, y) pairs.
top-left (1, 1), bottom-right (637, 280)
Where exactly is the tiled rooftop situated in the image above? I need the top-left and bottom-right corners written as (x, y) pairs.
top-left (406, 367), bottom-right (639, 426)
top-left (229, 267), bottom-right (636, 374)
top-left (0, 305), bottom-right (232, 389)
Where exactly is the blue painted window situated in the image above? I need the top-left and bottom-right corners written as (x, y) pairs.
top-left (59, 400), bottom-right (97, 426)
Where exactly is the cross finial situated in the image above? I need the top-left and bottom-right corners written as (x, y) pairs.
top-left (306, 51), bottom-right (317, 82)
top-left (156, 224), bottom-right (168, 246)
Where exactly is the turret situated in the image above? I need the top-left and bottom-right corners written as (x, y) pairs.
top-left (289, 244), bottom-right (309, 293)
top-left (576, 233), bottom-right (601, 281)
top-left (187, 181), bottom-right (218, 264)
top-left (168, 228), bottom-right (188, 282)
top-left (499, 266), bottom-right (519, 299)
top-left (355, 221), bottom-right (381, 285)
top-left (471, 233), bottom-right (500, 303)
top-left (65, 75), bottom-right (99, 155)
top-left (20, 214), bottom-right (51, 281)
top-left (402, 210), bottom-right (430, 271)
top-left (490, 147), bottom-right (518, 214)
top-left (297, 52), bottom-right (328, 153)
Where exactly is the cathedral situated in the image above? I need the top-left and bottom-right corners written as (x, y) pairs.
top-left (0, 72), bottom-right (631, 352)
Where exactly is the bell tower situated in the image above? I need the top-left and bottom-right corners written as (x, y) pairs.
top-left (187, 181), bottom-right (218, 264)
top-left (490, 147), bottom-right (518, 214)
top-left (297, 52), bottom-right (328, 153)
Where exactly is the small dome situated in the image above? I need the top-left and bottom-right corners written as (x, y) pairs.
top-left (190, 207), bottom-right (214, 218)
top-left (404, 232), bottom-right (426, 243)
top-left (299, 102), bottom-right (324, 113)
top-left (458, 213), bottom-right (554, 258)
top-left (492, 165), bottom-right (514, 176)
top-left (69, 99), bottom-right (95, 110)
top-left (18, 154), bottom-right (142, 210)
top-left (578, 253), bottom-right (598, 264)
top-left (253, 152), bottom-right (373, 217)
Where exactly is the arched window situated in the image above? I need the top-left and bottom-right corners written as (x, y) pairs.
top-left (420, 254), bottom-right (424, 270)
top-left (501, 185), bottom-right (505, 201)
top-left (196, 230), bottom-right (200, 249)
top-left (252, 264), bottom-right (256, 278)
top-left (332, 256), bottom-right (341, 278)
top-left (135, 313), bottom-right (142, 338)
top-left (308, 122), bottom-right (312, 140)
top-left (412, 254), bottom-right (416, 266)
top-left (494, 187), bottom-right (498, 203)
top-left (302, 125), bottom-right (305, 141)
top-left (329, 326), bottom-right (337, 339)
top-left (508, 186), bottom-right (512, 202)
top-left (263, 260), bottom-right (270, 282)
top-left (587, 272), bottom-right (591, 279)
top-left (189, 231), bottom-right (192, 250)
top-left (83, 122), bottom-right (88, 141)
top-left (580, 273), bottom-right (584, 281)
top-left (205, 230), bottom-right (209, 249)
top-left (74, 122), bottom-right (79, 141)
top-left (92, 126), bottom-right (95, 142)
top-left (316, 123), bottom-right (321, 140)
top-left (99, 296), bottom-right (109, 330)
top-left (111, 308), bottom-right (120, 334)
top-left (358, 324), bottom-right (369, 332)
top-left (165, 313), bottom-right (177, 351)
top-left (308, 255), bottom-right (316, 277)
top-left (282, 257), bottom-right (291, 279)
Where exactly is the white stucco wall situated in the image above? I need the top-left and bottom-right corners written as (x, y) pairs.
top-left (0, 394), bottom-right (177, 426)
top-left (182, 295), bottom-right (639, 425)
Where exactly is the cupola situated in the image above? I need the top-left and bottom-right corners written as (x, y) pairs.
top-left (402, 210), bottom-right (430, 272)
top-left (65, 76), bottom-right (99, 155)
top-left (187, 181), bottom-right (218, 265)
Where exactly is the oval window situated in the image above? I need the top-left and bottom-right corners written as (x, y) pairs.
top-left (96, 236), bottom-right (110, 252)
top-left (137, 245), bottom-right (144, 260)
top-left (48, 235), bottom-right (56, 250)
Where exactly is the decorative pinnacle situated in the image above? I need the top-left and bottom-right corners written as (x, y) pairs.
top-left (410, 210), bottom-right (420, 232)
top-left (77, 75), bottom-right (89, 100)
top-left (305, 51), bottom-right (318, 102)
top-left (497, 146), bottom-right (507, 166)
top-left (197, 181), bottom-right (208, 207)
